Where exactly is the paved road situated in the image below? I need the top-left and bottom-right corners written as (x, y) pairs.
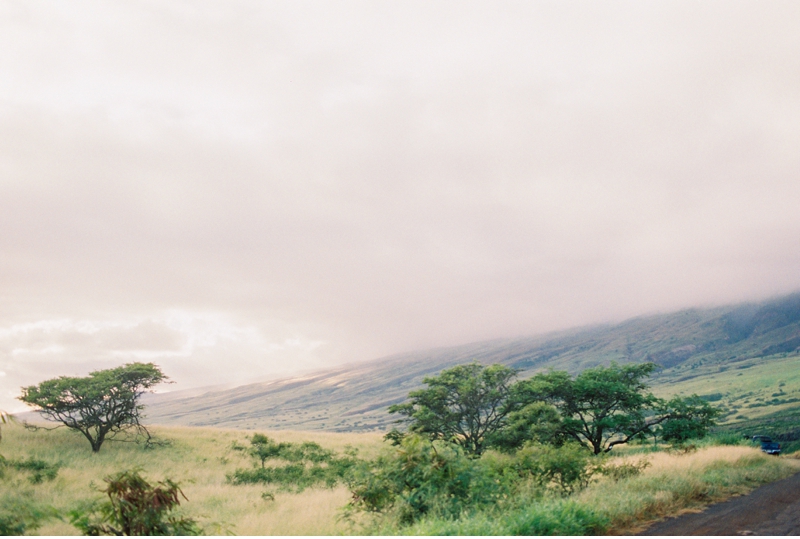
top-left (641, 471), bottom-right (800, 535)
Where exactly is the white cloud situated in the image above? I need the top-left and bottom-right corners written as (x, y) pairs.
top-left (0, 311), bottom-right (329, 411)
top-left (1, 1), bottom-right (800, 411)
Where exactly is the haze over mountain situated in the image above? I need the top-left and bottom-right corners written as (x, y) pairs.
top-left (143, 293), bottom-right (800, 432)
top-left (3, 2), bottom-right (800, 413)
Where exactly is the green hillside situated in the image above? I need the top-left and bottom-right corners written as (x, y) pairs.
top-left (143, 293), bottom-right (800, 437)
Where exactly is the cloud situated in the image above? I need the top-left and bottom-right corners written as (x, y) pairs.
top-left (0, 310), bottom-right (330, 411)
top-left (1, 1), bottom-right (800, 410)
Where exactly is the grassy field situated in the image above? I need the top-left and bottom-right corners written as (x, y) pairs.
top-left (0, 423), bottom-right (382, 535)
top-left (651, 353), bottom-right (800, 422)
top-left (2, 421), bottom-right (799, 536)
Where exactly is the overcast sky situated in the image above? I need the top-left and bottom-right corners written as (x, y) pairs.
top-left (2, 0), bottom-right (800, 411)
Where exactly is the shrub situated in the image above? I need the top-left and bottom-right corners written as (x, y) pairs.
top-left (600, 459), bottom-right (650, 482)
top-left (228, 435), bottom-right (357, 492)
top-left (0, 491), bottom-right (57, 536)
top-left (69, 470), bottom-right (202, 536)
top-left (346, 435), bottom-right (510, 524)
top-left (512, 442), bottom-right (597, 495)
top-left (3, 456), bottom-right (60, 484)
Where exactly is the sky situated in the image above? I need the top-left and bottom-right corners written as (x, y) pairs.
top-left (2, 0), bottom-right (800, 412)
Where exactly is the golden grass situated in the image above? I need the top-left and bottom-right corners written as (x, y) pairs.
top-left (581, 446), bottom-right (800, 534)
top-left (4, 423), bottom-right (798, 536)
top-left (1, 423), bottom-right (383, 535)
top-left (612, 445), bottom-right (764, 474)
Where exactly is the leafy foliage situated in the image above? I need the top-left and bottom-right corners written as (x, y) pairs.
top-left (0, 490), bottom-right (58, 536)
top-left (599, 458), bottom-right (650, 482)
top-left (512, 442), bottom-right (598, 495)
top-left (388, 362), bottom-right (518, 455)
top-left (228, 434), bottom-right (356, 492)
top-left (69, 470), bottom-right (202, 536)
top-left (388, 361), bottom-right (721, 456)
top-left (486, 401), bottom-right (565, 451)
top-left (346, 435), bottom-right (609, 528)
top-left (520, 362), bottom-right (670, 454)
top-left (1, 456), bottom-right (60, 484)
top-left (19, 363), bottom-right (168, 452)
top-left (346, 435), bottom-right (510, 524)
top-left (659, 395), bottom-right (723, 444)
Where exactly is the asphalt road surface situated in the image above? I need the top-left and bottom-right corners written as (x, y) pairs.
top-left (641, 470), bottom-right (800, 535)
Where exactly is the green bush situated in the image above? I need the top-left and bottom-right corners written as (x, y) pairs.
top-left (2, 456), bottom-right (60, 484)
top-left (228, 435), bottom-right (357, 492)
top-left (0, 491), bottom-right (57, 536)
top-left (346, 435), bottom-right (511, 524)
top-left (68, 470), bottom-right (202, 536)
top-left (512, 442), bottom-right (597, 495)
top-left (373, 443), bottom-right (796, 535)
top-left (347, 436), bottom-right (606, 528)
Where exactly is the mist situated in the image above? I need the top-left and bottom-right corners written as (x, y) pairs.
top-left (2, 0), bottom-right (800, 411)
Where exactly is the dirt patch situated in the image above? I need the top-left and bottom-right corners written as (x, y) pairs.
top-left (640, 470), bottom-right (800, 535)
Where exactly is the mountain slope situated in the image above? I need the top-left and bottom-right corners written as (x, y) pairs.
top-left (143, 293), bottom-right (800, 432)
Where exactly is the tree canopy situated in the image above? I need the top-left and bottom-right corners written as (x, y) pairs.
top-left (19, 363), bottom-right (167, 452)
top-left (659, 395), bottom-right (721, 444)
top-left (390, 361), bottom-right (721, 456)
top-left (388, 362), bottom-right (517, 455)
top-left (519, 362), bottom-right (664, 454)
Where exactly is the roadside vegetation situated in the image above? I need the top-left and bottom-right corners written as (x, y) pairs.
top-left (1, 421), bottom-right (796, 536)
top-left (4, 359), bottom-right (799, 535)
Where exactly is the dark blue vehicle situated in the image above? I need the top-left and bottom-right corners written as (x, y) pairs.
top-left (760, 441), bottom-right (781, 455)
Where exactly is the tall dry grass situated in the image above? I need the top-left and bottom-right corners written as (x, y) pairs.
top-left (579, 446), bottom-right (800, 534)
top-left (382, 445), bottom-right (800, 536)
top-left (3, 422), bottom-right (798, 536)
top-left (1, 422), bottom-right (382, 535)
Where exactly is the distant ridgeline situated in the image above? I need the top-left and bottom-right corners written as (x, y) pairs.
top-left (143, 293), bottom-right (800, 443)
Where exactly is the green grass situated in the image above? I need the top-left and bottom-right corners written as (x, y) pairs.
top-left (373, 446), bottom-right (799, 535)
top-left (651, 353), bottom-right (800, 424)
top-left (2, 420), bottom-right (799, 535)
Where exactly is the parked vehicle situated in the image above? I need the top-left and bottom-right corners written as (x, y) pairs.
top-left (751, 435), bottom-right (773, 443)
top-left (760, 441), bottom-right (781, 455)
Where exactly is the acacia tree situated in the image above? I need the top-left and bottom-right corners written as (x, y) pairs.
top-left (521, 362), bottom-right (720, 454)
top-left (659, 395), bottom-right (721, 444)
top-left (388, 362), bottom-right (517, 455)
top-left (19, 363), bottom-right (167, 453)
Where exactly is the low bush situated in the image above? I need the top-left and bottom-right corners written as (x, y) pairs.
top-left (346, 435), bottom-right (511, 524)
top-left (350, 443), bottom-right (799, 535)
top-left (0, 490), bottom-right (58, 535)
top-left (69, 470), bottom-right (203, 536)
top-left (701, 432), bottom-right (748, 446)
top-left (228, 434), bottom-right (358, 492)
top-left (2, 456), bottom-right (60, 484)
top-left (345, 436), bottom-right (607, 529)
top-left (512, 442), bottom-right (597, 494)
